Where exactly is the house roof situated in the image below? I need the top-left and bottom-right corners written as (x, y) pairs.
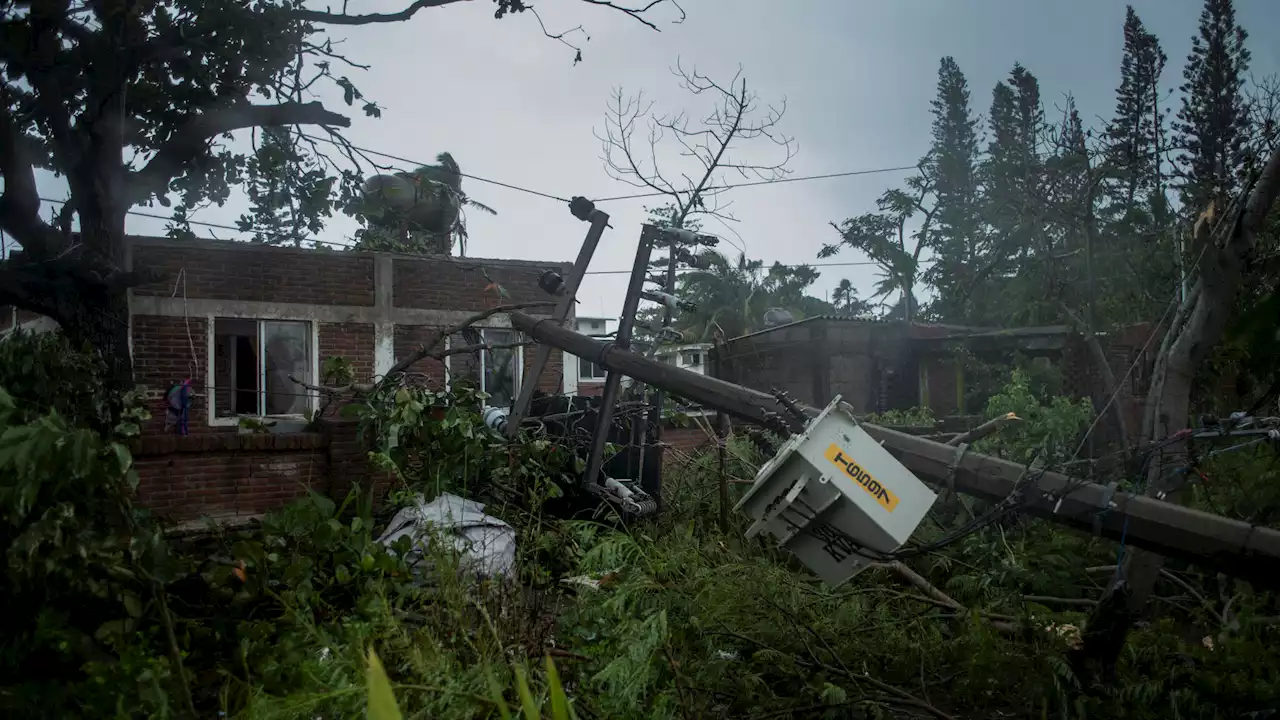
top-left (726, 314), bottom-right (1074, 348)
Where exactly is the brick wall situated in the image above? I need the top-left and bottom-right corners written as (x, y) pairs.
top-left (132, 242), bottom-right (376, 306)
top-left (663, 425), bottom-right (714, 466)
top-left (132, 420), bottom-right (398, 523)
top-left (324, 419), bottom-right (395, 510)
top-left (133, 433), bottom-right (329, 522)
top-left (392, 256), bottom-right (567, 310)
top-left (318, 322), bottom-right (376, 383)
top-left (132, 314), bottom-right (213, 434)
top-left (525, 339), bottom-right (565, 393)
top-left (393, 326), bottom-right (453, 388)
top-left (919, 354), bottom-right (961, 416)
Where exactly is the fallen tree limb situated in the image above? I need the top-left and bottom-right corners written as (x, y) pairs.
top-left (875, 561), bottom-right (1017, 634)
top-left (946, 412), bottom-right (1022, 446)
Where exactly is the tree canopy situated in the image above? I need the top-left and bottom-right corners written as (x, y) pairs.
top-left (0, 0), bottom-right (681, 388)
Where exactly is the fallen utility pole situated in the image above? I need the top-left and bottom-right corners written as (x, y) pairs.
top-left (507, 310), bottom-right (1280, 589)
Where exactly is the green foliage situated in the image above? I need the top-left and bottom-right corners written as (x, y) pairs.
top-left (663, 251), bottom-right (834, 342)
top-left (825, 2), bottom-right (1272, 332)
top-left (0, 333), bottom-right (185, 718)
top-left (0, 329), bottom-right (148, 436)
top-left (339, 381), bottom-right (580, 504)
top-left (974, 369), bottom-right (1094, 464)
top-left (821, 174), bottom-right (934, 320)
top-left (863, 406), bottom-right (936, 427)
top-left (2, 332), bottom-right (1278, 720)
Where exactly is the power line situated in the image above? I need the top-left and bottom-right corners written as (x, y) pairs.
top-left (300, 133), bottom-right (574, 204)
top-left (37, 196), bottom-right (879, 276)
top-left (589, 165), bottom-right (921, 203)
top-left (301, 133), bottom-right (920, 206)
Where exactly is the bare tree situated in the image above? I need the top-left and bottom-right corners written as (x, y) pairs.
top-left (598, 60), bottom-right (796, 235)
top-left (594, 61), bottom-right (794, 490)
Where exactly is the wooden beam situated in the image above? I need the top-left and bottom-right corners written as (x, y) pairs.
top-left (508, 311), bottom-right (1280, 588)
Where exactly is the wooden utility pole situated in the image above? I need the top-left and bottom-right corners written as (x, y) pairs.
top-left (507, 310), bottom-right (1280, 588)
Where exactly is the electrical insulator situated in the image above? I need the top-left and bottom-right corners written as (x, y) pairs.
top-left (482, 406), bottom-right (509, 434)
top-left (539, 270), bottom-right (566, 296)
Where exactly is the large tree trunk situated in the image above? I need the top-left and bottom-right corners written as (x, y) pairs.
top-left (61, 282), bottom-right (134, 393)
top-left (1077, 147), bottom-right (1280, 680)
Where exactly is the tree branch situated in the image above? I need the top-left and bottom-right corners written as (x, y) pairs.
top-left (297, 0), bottom-right (684, 29)
top-left (125, 102), bottom-right (350, 207)
top-left (387, 301), bottom-right (553, 377)
top-left (294, 0), bottom-right (461, 26)
top-left (293, 302), bottom-right (558, 400)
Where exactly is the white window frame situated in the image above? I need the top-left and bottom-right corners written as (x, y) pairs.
top-left (578, 356), bottom-right (607, 382)
top-left (442, 327), bottom-right (524, 407)
top-left (207, 315), bottom-right (320, 427)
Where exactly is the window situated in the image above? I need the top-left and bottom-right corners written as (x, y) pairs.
top-left (447, 328), bottom-right (523, 408)
top-left (212, 318), bottom-right (314, 419)
top-left (682, 352), bottom-right (702, 367)
top-left (578, 356), bottom-right (607, 381)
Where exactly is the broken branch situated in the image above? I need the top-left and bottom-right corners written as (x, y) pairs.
top-left (946, 412), bottom-right (1022, 447)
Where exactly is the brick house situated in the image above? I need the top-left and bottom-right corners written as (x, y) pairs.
top-left (4, 236), bottom-right (573, 524)
top-left (714, 315), bottom-right (1153, 450)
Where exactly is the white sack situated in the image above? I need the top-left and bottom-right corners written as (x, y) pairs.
top-left (376, 493), bottom-right (516, 578)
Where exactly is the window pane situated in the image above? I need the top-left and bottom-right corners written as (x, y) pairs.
top-left (213, 318), bottom-right (259, 417)
top-left (483, 329), bottom-right (519, 408)
top-left (263, 321), bottom-right (310, 415)
top-left (579, 356), bottom-right (604, 380)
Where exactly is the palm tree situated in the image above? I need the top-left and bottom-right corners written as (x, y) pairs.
top-left (356, 152), bottom-right (496, 255)
top-left (832, 278), bottom-right (854, 310)
top-left (672, 252), bottom-right (827, 340)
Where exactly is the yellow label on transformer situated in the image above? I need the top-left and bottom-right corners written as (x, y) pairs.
top-left (824, 444), bottom-right (899, 512)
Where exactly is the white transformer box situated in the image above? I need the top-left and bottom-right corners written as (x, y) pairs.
top-left (734, 396), bottom-right (938, 588)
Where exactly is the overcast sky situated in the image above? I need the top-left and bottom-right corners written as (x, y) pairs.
top-left (23, 0), bottom-right (1280, 319)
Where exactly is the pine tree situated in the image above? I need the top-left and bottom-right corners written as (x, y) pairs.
top-left (1174, 0), bottom-right (1251, 214)
top-left (975, 63), bottom-right (1046, 324)
top-left (920, 56), bottom-right (982, 322)
top-left (1102, 7), bottom-right (1179, 325)
top-left (1106, 6), bottom-right (1167, 210)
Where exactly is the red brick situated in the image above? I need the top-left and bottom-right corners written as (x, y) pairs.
top-left (132, 243), bottom-right (375, 306)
